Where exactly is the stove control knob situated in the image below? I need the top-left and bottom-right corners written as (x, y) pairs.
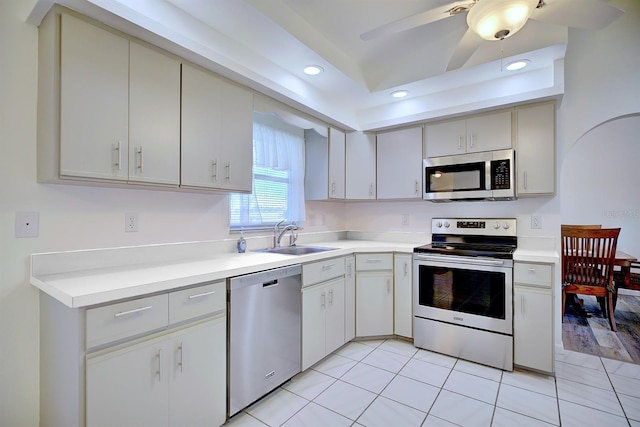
top-left (493, 222), bottom-right (500, 229)
top-left (435, 221), bottom-right (442, 228)
top-left (444, 221), bottom-right (450, 228)
top-left (503, 222), bottom-right (510, 230)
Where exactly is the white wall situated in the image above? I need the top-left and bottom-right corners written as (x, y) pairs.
top-left (2, 0), bottom-right (639, 425)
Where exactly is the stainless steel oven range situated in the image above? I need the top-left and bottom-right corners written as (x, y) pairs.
top-left (413, 218), bottom-right (516, 371)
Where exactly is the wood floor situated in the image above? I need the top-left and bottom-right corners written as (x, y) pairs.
top-left (562, 290), bottom-right (640, 364)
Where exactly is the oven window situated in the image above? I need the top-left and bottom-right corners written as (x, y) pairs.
top-left (418, 265), bottom-right (506, 319)
top-left (426, 162), bottom-right (485, 193)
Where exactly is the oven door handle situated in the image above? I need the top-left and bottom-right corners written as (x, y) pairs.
top-left (414, 254), bottom-right (506, 266)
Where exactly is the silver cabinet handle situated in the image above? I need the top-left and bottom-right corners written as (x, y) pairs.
top-left (458, 135), bottom-right (463, 150)
top-left (527, 267), bottom-right (536, 273)
top-left (137, 145), bottom-right (144, 172)
top-left (155, 349), bottom-right (162, 381)
top-left (321, 292), bottom-right (326, 309)
top-left (521, 295), bottom-right (525, 315)
top-left (366, 258), bottom-right (382, 263)
top-left (404, 261), bottom-right (408, 276)
top-left (469, 133), bottom-right (475, 148)
top-left (386, 279), bottom-right (391, 294)
top-left (177, 342), bottom-right (183, 372)
top-left (329, 289), bottom-right (333, 306)
top-left (321, 263), bottom-right (335, 271)
top-left (212, 160), bottom-right (218, 181)
top-left (188, 290), bottom-right (216, 299)
top-left (225, 162), bottom-right (231, 181)
top-left (369, 183), bottom-right (374, 198)
top-left (331, 182), bottom-right (336, 195)
top-left (524, 171), bottom-right (528, 190)
top-left (114, 141), bottom-right (122, 171)
top-left (415, 180), bottom-right (419, 195)
top-left (114, 305), bottom-right (152, 317)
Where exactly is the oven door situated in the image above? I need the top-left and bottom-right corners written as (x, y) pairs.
top-left (413, 253), bottom-right (513, 335)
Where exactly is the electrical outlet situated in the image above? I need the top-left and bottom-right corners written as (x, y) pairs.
top-left (15, 211), bottom-right (39, 238)
top-left (125, 213), bottom-right (139, 232)
top-left (531, 215), bottom-right (543, 229)
top-left (401, 214), bottom-right (409, 226)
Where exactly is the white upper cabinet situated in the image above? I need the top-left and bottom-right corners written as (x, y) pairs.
top-left (328, 128), bottom-right (346, 199)
top-left (376, 126), bottom-right (423, 199)
top-left (58, 14), bottom-right (180, 186)
top-left (59, 13), bottom-right (130, 181)
top-left (128, 42), bottom-right (181, 186)
top-left (345, 131), bottom-right (376, 200)
top-left (515, 102), bottom-right (556, 196)
top-left (181, 63), bottom-right (253, 192)
top-left (425, 110), bottom-right (512, 157)
top-left (305, 127), bottom-right (346, 200)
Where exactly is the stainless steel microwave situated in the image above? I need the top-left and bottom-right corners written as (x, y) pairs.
top-left (423, 149), bottom-right (515, 202)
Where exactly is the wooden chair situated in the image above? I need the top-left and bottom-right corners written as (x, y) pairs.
top-left (561, 226), bottom-right (621, 331)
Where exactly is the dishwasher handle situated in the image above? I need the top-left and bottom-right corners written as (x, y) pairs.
top-left (263, 279), bottom-right (279, 287)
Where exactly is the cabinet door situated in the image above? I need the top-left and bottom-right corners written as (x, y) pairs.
top-left (346, 132), bottom-right (376, 200)
top-left (514, 286), bottom-right (553, 373)
top-left (376, 126), bottom-right (423, 199)
top-left (60, 13), bottom-right (129, 181)
top-left (170, 318), bottom-right (226, 427)
top-left (128, 42), bottom-right (180, 186)
top-left (304, 128), bottom-right (329, 200)
top-left (516, 102), bottom-right (555, 195)
top-left (344, 256), bottom-right (356, 342)
top-left (325, 279), bottom-right (346, 354)
top-left (219, 81), bottom-right (254, 192)
top-left (466, 111), bottom-right (512, 153)
top-left (356, 272), bottom-right (394, 337)
top-left (86, 338), bottom-right (169, 427)
top-left (394, 254), bottom-right (413, 338)
top-left (302, 284), bottom-right (327, 370)
top-left (180, 63), bottom-right (223, 189)
top-left (425, 119), bottom-right (466, 157)
top-left (328, 127), bottom-right (346, 199)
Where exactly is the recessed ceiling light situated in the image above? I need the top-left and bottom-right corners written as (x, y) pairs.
top-left (505, 59), bottom-right (530, 71)
top-left (303, 65), bottom-right (324, 75)
top-left (391, 90), bottom-right (408, 98)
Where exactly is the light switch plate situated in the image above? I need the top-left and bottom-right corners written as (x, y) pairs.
top-left (15, 211), bottom-right (39, 238)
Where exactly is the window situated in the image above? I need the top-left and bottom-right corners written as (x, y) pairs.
top-left (229, 112), bottom-right (306, 230)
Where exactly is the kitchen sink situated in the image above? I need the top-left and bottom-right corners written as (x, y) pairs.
top-left (256, 245), bottom-right (337, 256)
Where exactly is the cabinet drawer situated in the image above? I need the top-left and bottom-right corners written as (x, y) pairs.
top-left (303, 257), bottom-right (345, 287)
top-left (355, 253), bottom-right (393, 271)
top-left (86, 294), bottom-right (168, 348)
top-left (514, 262), bottom-right (552, 287)
top-left (169, 280), bottom-right (226, 324)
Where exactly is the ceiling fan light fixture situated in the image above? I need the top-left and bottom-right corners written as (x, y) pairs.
top-left (303, 65), bottom-right (324, 75)
top-left (467, 0), bottom-right (538, 40)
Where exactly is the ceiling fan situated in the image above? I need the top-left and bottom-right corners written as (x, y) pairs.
top-left (360, 0), bottom-right (624, 71)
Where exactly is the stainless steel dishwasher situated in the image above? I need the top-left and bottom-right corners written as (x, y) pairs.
top-left (228, 264), bottom-right (302, 416)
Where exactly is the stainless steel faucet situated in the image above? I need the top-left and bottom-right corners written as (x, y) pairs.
top-left (273, 220), bottom-right (298, 248)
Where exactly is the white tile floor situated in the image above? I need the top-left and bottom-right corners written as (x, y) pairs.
top-left (226, 339), bottom-right (640, 426)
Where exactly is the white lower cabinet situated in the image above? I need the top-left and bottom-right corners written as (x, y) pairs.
top-left (302, 279), bottom-right (346, 370)
top-left (355, 253), bottom-right (394, 337)
top-left (344, 255), bottom-right (356, 342)
top-left (39, 280), bottom-right (226, 427)
top-left (86, 318), bottom-right (225, 427)
top-left (513, 262), bottom-right (554, 373)
top-left (302, 258), bottom-right (346, 370)
top-left (394, 254), bottom-right (413, 338)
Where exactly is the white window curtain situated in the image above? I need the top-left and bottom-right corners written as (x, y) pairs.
top-left (229, 112), bottom-right (306, 230)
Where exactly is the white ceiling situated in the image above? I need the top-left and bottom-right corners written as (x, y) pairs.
top-left (29, 0), bottom-right (588, 130)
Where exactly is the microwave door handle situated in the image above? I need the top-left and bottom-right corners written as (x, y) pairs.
top-left (414, 254), bottom-right (506, 267)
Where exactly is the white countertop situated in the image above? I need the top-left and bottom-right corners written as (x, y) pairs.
top-left (31, 240), bottom-right (417, 308)
top-left (31, 235), bottom-right (559, 309)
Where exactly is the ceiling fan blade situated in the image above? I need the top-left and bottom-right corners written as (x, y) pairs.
top-left (446, 28), bottom-right (482, 71)
top-left (360, 1), bottom-right (474, 41)
top-left (530, 0), bottom-right (624, 30)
